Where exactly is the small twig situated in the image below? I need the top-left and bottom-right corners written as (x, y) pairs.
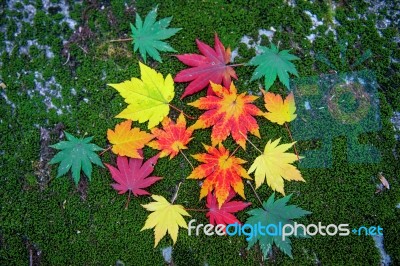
top-left (171, 181), bottom-right (183, 204)
top-left (239, 131), bottom-right (263, 154)
top-left (99, 146), bottom-right (112, 156)
top-left (184, 208), bottom-right (208, 212)
top-left (284, 122), bottom-right (300, 161)
top-left (62, 52), bottom-right (70, 66)
top-left (125, 190), bottom-right (131, 209)
top-left (180, 150), bottom-right (194, 170)
top-left (29, 249), bottom-right (33, 266)
top-left (108, 38), bottom-right (133, 43)
top-left (78, 45), bottom-right (88, 54)
top-left (169, 104), bottom-right (196, 120)
top-left (246, 181), bottom-right (264, 209)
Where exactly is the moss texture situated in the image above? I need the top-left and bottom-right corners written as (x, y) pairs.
top-left (0, 0), bottom-right (399, 265)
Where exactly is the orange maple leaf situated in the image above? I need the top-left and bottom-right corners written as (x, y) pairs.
top-left (189, 82), bottom-right (262, 149)
top-left (147, 113), bottom-right (193, 158)
top-left (262, 90), bottom-right (297, 125)
top-left (188, 143), bottom-right (251, 207)
top-left (107, 120), bottom-right (154, 158)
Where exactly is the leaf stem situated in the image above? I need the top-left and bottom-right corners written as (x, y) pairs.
top-left (229, 145), bottom-right (241, 158)
top-left (180, 150), bottom-right (194, 170)
top-left (239, 131), bottom-right (263, 154)
top-left (184, 208), bottom-right (207, 212)
top-left (125, 190), bottom-right (131, 209)
top-left (227, 63), bottom-right (245, 67)
top-left (99, 145), bottom-right (112, 156)
top-left (169, 104), bottom-right (196, 120)
top-left (109, 38), bottom-right (133, 43)
top-left (284, 122), bottom-right (300, 161)
top-left (246, 181), bottom-right (264, 209)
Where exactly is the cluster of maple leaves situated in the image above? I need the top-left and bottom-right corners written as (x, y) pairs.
top-left (49, 6), bottom-right (311, 259)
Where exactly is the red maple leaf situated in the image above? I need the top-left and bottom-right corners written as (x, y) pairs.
top-left (206, 190), bottom-right (251, 226)
top-left (174, 33), bottom-right (238, 99)
top-left (105, 151), bottom-right (161, 201)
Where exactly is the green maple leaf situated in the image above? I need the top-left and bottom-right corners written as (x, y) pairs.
top-left (49, 132), bottom-right (104, 185)
top-left (248, 44), bottom-right (299, 91)
top-left (131, 6), bottom-right (181, 63)
top-left (246, 193), bottom-right (311, 258)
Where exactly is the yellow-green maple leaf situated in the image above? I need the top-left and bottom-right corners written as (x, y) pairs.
top-left (141, 195), bottom-right (190, 247)
top-left (248, 138), bottom-right (304, 195)
top-left (108, 62), bottom-right (175, 129)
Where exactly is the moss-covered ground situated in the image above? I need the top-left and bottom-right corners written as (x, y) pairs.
top-left (0, 0), bottom-right (399, 265)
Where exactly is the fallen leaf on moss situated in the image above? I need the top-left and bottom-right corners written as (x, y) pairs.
top-left (246, 193), bottom-right (311, 258)
top-left (148, 113), bottom-right (193, 159)
top-left (248, 138), bottom-right (304, 195)
top-left (262, 90), bottom-right (297, 125)
top-left (248, 43), bottom-right (299, 90)
top-left (206, 189), bottom-right (251, 226)
top-left (189, 82), bottom-right (262, 149)
top-left (188, 143), bottom-right (251, 207)
top-left (130, 6), bottom-right (181, 63)
top-left (174, 33), bottom-right (237, 98)
top-left (107, 120), bottom-right (154, 158)
top-left (378, 172), bottom-right (390, 190)
top-left (49, 132), bottom-right (104, 185)
top-left (105, 153), bottom-right (161, 199)
top-left (108, 62), bottom-right (175, 129)
top-left (141, 195), bottom-right (190, 247)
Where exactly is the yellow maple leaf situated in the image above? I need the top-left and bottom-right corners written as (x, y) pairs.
top-left (108, 62), bottom-right (175, 129)
top-left (262, 90), bottom-right (297, 125)
top-left (107, 120), bottom-right (154, 158)
top-left (248, 138), bottom-right (304, 195)
top-left (141, 195), bottom-right (190, 247)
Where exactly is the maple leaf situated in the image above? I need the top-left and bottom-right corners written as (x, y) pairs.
top-left (248, 43), bottom-right (299, 91)
top-left (107, 120), bottom-right (154, 158)
top-left (105, 152), bottom-right (161, 198)
top-left (206, 189), bottom-right (251, 226)
top-left (147, 113), bottom-right (193, 159)
top-left (131, 6), bottom-right (181, 63)
top-left (49, 132), bottom-right (104, 185)
top-left (262, 90), bottom-right (297, 125)
top-left (248, 138), bottom-right (304, 195)
top-left (246, 193), bottom-right (311, 258)
top-left (108, 62), bottom-right (175, 129)
top-left (188, 143), bottom-right (251, 207)
top-left (189, 82), bottom-right (262, 149)
top-left (141, 195), bottom-right (190, 247)
top-left (174, 33), bottom-right (238, 99)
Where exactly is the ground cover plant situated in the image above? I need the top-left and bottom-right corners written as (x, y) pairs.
top-left (0, 0), bottom-right (399, 265)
